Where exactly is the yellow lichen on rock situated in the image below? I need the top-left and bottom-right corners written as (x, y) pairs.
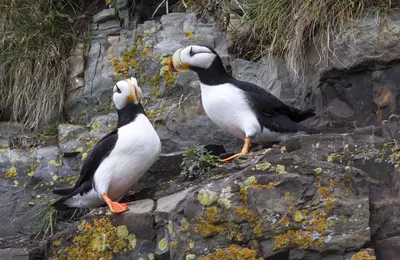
top-left (204, 244), bottom-right (259, 260)
top-left (205, 206), bottom-right (219, 223)
top-left (317, 187), bottom-right (331, 198)
top-left (198, 189), bottom-right (218, 206)
top-left (158, 237), bottom-right (169, 251)
top-left (252, 161), bottom-right (271, 171)
top-left (193, 215), bottom-right (226, 238)
top-left (184, 30), bottom-right (194, 40)
top-left (53, 218), bottom-right (136, 260)
top-left (350, 250), bottom-right (376, 260)
top-left (314, 167), bottom-right (323, 174)
top-left (5, 166), bottom-right (17, 178)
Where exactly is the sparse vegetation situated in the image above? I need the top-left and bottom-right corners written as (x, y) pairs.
top-left (0, 0), bottom-right (100, 130)
top-left (184, 0), bottom-right (400, 77)
top-left (181, 145), bottom-right (221, 179)
top-left (34, 203), bottom-right (58, 240)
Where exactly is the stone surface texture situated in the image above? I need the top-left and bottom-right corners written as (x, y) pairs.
top-left (1, 3), bottom-right (400, 260)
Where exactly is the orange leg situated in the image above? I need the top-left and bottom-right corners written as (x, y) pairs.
top-left (220, 137), bottom-right (251, 163)
top-left (102, 193), bottom-right (129, 213)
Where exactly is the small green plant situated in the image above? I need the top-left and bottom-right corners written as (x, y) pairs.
top-left (181, 145), bottom-right (221, 179)
top-left (37, 122), bottom-right (61, 137)
top-left (34, 203), bottom-right (58, 240)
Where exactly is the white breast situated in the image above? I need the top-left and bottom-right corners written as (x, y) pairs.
top-left (200, 83), bottom-right (261, 139)
top-left (95, 114), bottom-right (161, 198)
top-left (65, 114), bottom-right (161, 208)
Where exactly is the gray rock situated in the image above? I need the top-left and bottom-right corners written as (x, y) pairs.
top-left (58, 124), bottom-right (89, 156)
top-left (382, 114), bottom-right (399, 139)
top-left (116, 0), bottom-right (131, 10)
top-left (0, 122), bottom-right (26, 138)
top-left (155, 187), bottom-right (194, 218)
top-left (68, 44), bottom-right (85, 79)
top-left (0, 248), bottom-right (29, 260)
top-left (34, 146), bottom-right (62, 180)
top-left (89, 113), bottom-right (118, 138)
top-left (93, 8), bottom-right (117, 24)
top-left (113, 199), bottom-right (155, 240)
top-left (231, 57), bottom-right (293, 104)
top-left (376, 236), bottom-right (400, 260)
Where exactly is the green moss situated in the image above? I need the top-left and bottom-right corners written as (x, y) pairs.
top-left (37, 122), bottom-right (60, 137)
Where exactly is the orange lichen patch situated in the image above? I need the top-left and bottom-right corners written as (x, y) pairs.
top-left (54, 218), bottom-right (136, 260)
top-left (329, 179), bottom-right (338, 189)
top-left (340, 177), bottom-right (354, 196)
top-left (193, 216), bottom-right (226, 238)
top-left (170, 241), bottom-right (177, 248)
top-left (204, 245), bottom-right (259, 260)
top-left (350, 250), bottom-right (376, 260)
top-left (317, 187), bottom-right (331, 198)
top-left (5, 166), bottom-right (17, 179)
top-left (308, 210), bottom-right (330, 234)
top-left (314, 175), bottom-right (322, 187)
top-left (284, 192), bottom-right (293, 201)
top-left (325, 199), bottom-right (335, 212)
top-left (274, 230), bottom-right (322, 250)
top-left (253, 181), bottom-right (280, 190)
top-left (184, 30), bottom-right (194, 40)
top-left (205, 206), bottom-right (219, 223)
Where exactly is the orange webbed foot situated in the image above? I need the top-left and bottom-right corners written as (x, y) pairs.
top-left (102, 193), bottom-right (129, 213)
top-left (220, 137), bottom-right (251, 163)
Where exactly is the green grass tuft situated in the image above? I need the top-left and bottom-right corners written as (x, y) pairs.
top-left (0, 0), bottom-right (98, 130)
top-left (33, 203), bottom-right (58, 240)
top-left (181, 145), bottom-right (221, 179)
top-left (184, 0), bottom-right (399, 77)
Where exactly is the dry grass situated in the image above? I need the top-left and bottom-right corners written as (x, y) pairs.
top-left (0, 0), bottom-right (97, 130)
top-left (184, 0), bottom-right (400, 78)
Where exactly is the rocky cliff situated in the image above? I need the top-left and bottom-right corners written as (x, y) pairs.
top-left (1, 1), bottom-right (400, 259)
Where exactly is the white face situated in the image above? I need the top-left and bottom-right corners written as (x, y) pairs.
top-left (112, 77), bottom-right (142, 110)
top-left (173, 45), bottom-right (216, 71)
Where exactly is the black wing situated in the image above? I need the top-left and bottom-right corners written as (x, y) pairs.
top-left (230, 78), bottom-right (315, 122)
top-left (53, 130), bottom-right (118, 197)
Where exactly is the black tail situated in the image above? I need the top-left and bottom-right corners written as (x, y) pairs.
top-left (297, 123), bottom-right (320, 134)
top-left (52, 198), bottom-right (71, 211)
top-left (291, 108), bottom-right (316, 123)
top-left (52, 187), bottom-right (74, 196)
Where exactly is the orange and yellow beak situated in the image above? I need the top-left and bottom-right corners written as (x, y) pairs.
top-left (168, 48), bottom-right (190, 72)
top-left (126, 78), bottom-right (141, 105)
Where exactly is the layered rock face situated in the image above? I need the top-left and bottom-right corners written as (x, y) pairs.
top-left (1, 1), bottom-right (400, 260)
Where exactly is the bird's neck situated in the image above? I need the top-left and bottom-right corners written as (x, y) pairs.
top-left (197, 70), bottom-right (232, 85)
top-left (195, 57), bottom-right (232, 85)
top-left (117, 103), bottom-right (145, 128)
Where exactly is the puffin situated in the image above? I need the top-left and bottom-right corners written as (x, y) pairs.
top-left (52, 77), bottom-right (161, 213)
top-left (168, 45), bottom-right (318, 162)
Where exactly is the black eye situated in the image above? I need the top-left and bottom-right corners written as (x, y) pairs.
top-left (189, 47), bottom-right (194, 57)
top-left (115, 85), bottom-right (121, 93)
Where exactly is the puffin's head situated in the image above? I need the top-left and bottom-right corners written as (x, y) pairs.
top-left (168, 45), bottom-right (218, 73)
top-left (112, 77), bottom-right (142, 110)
